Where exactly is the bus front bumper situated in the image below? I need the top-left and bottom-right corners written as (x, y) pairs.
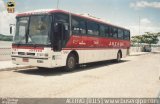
top-left (11, 56), bottom-right (53, 68)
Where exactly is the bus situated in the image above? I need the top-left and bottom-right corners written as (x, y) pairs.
top-left (11, 9), bottom-right (130, 71)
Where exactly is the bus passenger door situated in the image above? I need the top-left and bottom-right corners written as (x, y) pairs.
top-left (53, 22), bottom-right (69, 52)
top-left (52, 22), bottom-right (69, 66)
top-left (53, 22), bottom-right (63, 51)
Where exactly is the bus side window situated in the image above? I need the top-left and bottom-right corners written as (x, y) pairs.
top-left (124, 30), bottom-right (130, 40)
top-left (113, 27), bottom-right (118, 39)
top-left (100, 24), bottom-right (109, 37)
top-left (87, 21), bottom-right (99, 36)
top-left (118, 29), bottom-right (124, 40)
top-left (79, 20), bottom-right (86, 34)
top-left (99, 25), bottom-right (106, 37)
top-left (72, 16), bottom-right (86, 35)
top-left (105, 25), bottom-right (109, 37)
top-left (72, 17), bottom-right (80, 34)
top-left (109, 27), bottom-right (113, 38)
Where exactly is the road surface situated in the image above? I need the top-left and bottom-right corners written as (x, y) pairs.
top-left (0, 52), bottom-right (160, 98)
top-left (0, 41), bottom-right (12, 61)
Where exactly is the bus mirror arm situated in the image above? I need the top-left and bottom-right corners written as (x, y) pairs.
top-left (10, 26), bottom-right (12, 34)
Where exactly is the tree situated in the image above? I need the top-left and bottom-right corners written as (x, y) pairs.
top-left (131, 32), bottom-right (160, 44)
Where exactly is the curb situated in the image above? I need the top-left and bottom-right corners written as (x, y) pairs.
top-left (0, 66), bottom-right (34, 72)
top-left (129, 52), bottom-right (150, 56)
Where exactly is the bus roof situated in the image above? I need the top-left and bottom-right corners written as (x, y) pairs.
top-left (17, 9), bottom-right (130, 31)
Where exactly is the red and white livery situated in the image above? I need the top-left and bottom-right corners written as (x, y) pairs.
top-left (12, 9), bottom-right (130, 71)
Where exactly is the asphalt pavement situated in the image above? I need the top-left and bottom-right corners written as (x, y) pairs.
top-left (0, 52), bottom-right (159, 98)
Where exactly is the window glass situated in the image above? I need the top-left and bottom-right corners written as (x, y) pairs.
top-left (28, 15), bottom-right (51, 44)
top-left (14, 17), bottom-right (29, 44)
top-left (109, 27), bottom-right (113, 38)
top-left (87, 21), bottom-right (99, 36)
top-left (79, 20), bottom-right (86, 34)
top-left (55, 13), bottom-right (69, 23)
top-left (118, 29), bottom-right (124, 39)
top-left (124, 30), bottom-right (130, 40)
top-left (72, 18), bottom-right (79, 34)
top-left (100, 25), bottom-right (109, 37)
top-left (72, 16), bottom-right (86, 34)
top-left (99, 25), bottom-right (105, 37)
top-left (113, 27), bottom-right (118, 38)
top-left (105, 26), bottom-right (109, 37)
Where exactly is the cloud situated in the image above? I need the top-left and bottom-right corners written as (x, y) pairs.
top-left (129, 25), bottom-right (160, 36)
top-left (0, 0), bottom-right (5, 11)
top-left (140, 18), bottom-right (151, 25)
top-left (130, 1), bottom-right (160, 9)
top-left (126, 18), bottom-right (160, 36)
top-left (0, 0), bottom-right (16, 36)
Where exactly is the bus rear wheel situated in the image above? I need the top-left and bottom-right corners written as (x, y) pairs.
top-left (116, 52), bottom-right (121, 62)
top-left (65, 54), bottom-right (76, 71)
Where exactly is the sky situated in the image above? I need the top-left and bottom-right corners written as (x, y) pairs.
top-left (0, 0), bottom-right (160, 37)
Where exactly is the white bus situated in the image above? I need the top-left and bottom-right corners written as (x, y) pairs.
top-left (11, 9), bottom-right (130, 71)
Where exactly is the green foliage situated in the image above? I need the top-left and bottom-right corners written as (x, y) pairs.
top-left (131, 32), bottom-right (160, 44)
top-left (0, 34), bottom-right (13, 41)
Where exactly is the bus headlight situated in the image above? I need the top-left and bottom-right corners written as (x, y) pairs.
top-left (37, 53), bottom-right (48, 57)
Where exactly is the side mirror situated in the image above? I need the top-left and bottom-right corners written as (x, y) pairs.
top-left (10, 26), bottom-right (12, 34)
top-left (9, 24), bottom-right (15, 35)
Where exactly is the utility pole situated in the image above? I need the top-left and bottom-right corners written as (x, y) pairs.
top-left (138, 16), bottom-right (141, 50)
top-left (139, 16), bottom-right (141, 35)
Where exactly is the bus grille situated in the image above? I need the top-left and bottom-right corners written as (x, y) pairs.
top-left (18, 52), bottom-right (25, 55)
top-left (26, 52), bottom-right (35, 56)
top-left (18, 52), bottom-right (35, 56)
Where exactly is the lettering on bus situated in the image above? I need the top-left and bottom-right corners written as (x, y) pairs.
top-left (29, 49), bottom-right (42, 52)
top-left (93, 40), bottom-right (99, 45)
top-left (79, 40), bottom-right (86, 45)
top-left (73, 39), bottom-right (79, 44)
top-left (109, 41), bottom-right (124, 47)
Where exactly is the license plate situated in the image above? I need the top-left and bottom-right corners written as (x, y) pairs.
top-left (23, 58), bottom-right (29, 62)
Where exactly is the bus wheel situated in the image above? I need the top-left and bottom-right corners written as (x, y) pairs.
top-left (66, 54), bottom-right (76, 71)
top-left (37, 67), bottom-right (44, 70)
top-left (116, 52), bottom-right (121, 62)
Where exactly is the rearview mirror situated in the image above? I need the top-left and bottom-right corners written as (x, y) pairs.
top-left (10, 26), bottom-right (12, 34)
top-left (9, 24), bottom-right (15, 35)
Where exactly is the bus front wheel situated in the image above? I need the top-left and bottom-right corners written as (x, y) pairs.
top-left (65, 54), bottom-right (76, 71)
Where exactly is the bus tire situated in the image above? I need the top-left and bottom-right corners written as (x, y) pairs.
top-left (116, 51), bottom-right (122, 62)
top-left (65, 54), bottom-right (76, 71)
top-left (37, 67), bottom-right (44, 70)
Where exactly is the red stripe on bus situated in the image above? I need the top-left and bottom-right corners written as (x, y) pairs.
top-left (62, 48), bottom-right (128, 50)
top-left (65, 35), bottom-right (130, 49)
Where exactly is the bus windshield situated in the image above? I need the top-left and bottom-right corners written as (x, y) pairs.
top-left (14, 15), bottom-right (52, 45)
